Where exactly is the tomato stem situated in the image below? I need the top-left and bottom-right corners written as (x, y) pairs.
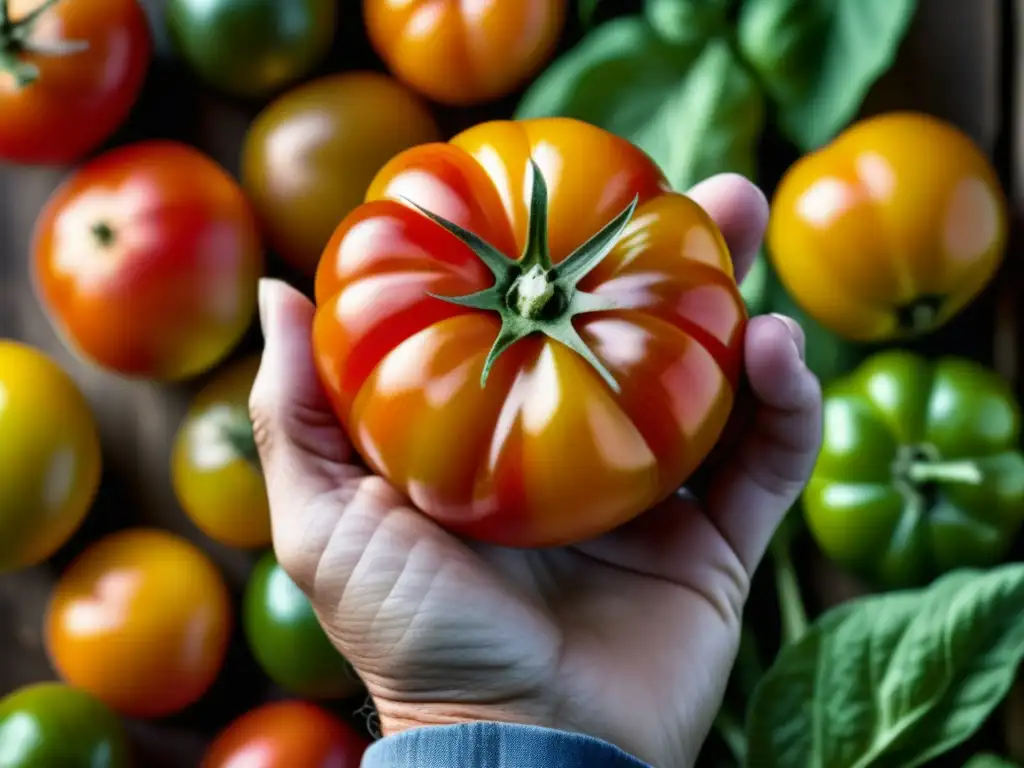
top-left (906, 460), bottom-right (983, 485)
top-left (417, 158), bottom-right (636, 392)
top-left (220, 415), bottom-right (262, 473)
top-left (0, 0), bottom-right (89, 88)
top-left (0, 0), bottom-right (8, 28)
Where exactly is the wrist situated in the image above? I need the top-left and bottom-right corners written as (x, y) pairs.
top-left (375, 698), bottom-right (552, 738)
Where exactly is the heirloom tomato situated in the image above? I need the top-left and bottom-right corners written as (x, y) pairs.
top-left (364, 0), bottom-right (566, 106)
top-left (312, 117), bottom-right (746, 548)
top-left (806, 351), bottom-right (1024, 589)
top-left (0, 0), bottom-right (151, 165)
top-left (0, 341), bottom-right (101, 572)
top-left (45, 528), bottom-right (232, 718)
top-left (202, 700), bottom-right (370, 768)
top-left (166, 0), bottom-right (336, 99)
top-left (768, 112), bottom-right (1007, 342)
top-left (172, 354), bottom-right (270, 548)
top-left (0, 683), bottom-right (130, 768)
top-left (242, 72), bottom-right (440, 275)
top-left (32, 141), bottom-right (264, 381)
top-left (243, 551), bottom-right (362, 699)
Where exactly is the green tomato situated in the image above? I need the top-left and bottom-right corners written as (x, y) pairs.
top-left (0, 683), bottom-right (131, 767)
top-left (166, 0), bottom-right (337, 99)
top-left (805, 351), bottom-right (1024, 589)
top-left (243, 551), bottom-right (363, 699)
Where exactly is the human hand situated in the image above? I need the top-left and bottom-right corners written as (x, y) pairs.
top-left (249, 173), bottom-right (822, 768)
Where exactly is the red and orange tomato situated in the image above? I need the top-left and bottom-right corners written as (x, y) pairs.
top-left (32, 141), bottom-right (264, 380)
top-left (364, 0), bottom-right (567, 106)
top-left (0, 0), bottom-right (151, 165)
top-left (312, 117), bottom-right (746, 548)
top-left (768, 112), bottom-right (1007, 342)
top-left (202, 700), bottom-right (370, 768)
top-left (0, 341), bottom-right (101, 572)
top-left (45, 528), bottom-right (232, 718)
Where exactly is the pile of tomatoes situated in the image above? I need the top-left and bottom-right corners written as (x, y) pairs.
top-left (0, 0), bottom-right (568, 765)
top-left (0, 0), bottom-right (1015, 766)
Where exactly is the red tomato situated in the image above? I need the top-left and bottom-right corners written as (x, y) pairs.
top-left (364, 0), bottom-right (566, 106)
top-left (32, 141), bottom-right (264, 381)
top-left (202, 701), bottom-right (370, 768)
top-left (312, 117), bottom-right (746, 547)
top-left (45, 528), bottom-right (232, 718)
top-left (0, 0), bottom-right (151, 165)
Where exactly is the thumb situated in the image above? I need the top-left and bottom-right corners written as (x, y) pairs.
top-left (249, 278), bottom-right (359, 579)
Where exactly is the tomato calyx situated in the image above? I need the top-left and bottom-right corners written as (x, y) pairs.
top-left (412, 159), bottom-right (637, 392)
top-left (896, 295), bottom-right (944, 335)
top-left (891, 443), bottom-right (982, 513)
top-left (0, 0), bottom-right (89, 88)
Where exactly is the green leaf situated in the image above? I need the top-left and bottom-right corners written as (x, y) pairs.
top-left (745, 564), bottom-right (1024, 768)
top-left (737, 0), bottom-right (917, 150)
top-left (963, 756), bottom-right (1018, 768)
top-left (515, 18), bottom-right (763, 192)
top-left (578, 0), bottom-right (600, 26)
top-left (644, 0), bottom-right (731, 47)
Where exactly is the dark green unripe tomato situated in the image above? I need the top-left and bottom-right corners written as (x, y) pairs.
top-left (0, 683), bottom-right (131, 767)
top-left (243, 551), bottom-right (363, 698)
top-left (166, 0), bottom-right (337, 99)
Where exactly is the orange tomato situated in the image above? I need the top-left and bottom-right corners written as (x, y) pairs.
top-left (242, 72), bottom-right (441, 275)
top-left (32, 141), bottom-right (264, 380)
top-left (364, 0), bottom-right (566, 106)
top-left (0, 0), bottom-right (151, 165)
top-left (768, 112), bottom-right (1008, 342)
top-left (45, 528), bottom-right (232, 718)
top-left (202, 701), bottom-right (369, 768)
top-left (0, 341), bottom-right (101, 572)
top-left (172, 354), bottom-right (270, 548)
top-left (312, 117), bottom-right (746, 547)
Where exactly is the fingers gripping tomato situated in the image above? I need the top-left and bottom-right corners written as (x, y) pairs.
top-left (365, 0), bottom-right (566, 106)
top-left (172, 354), bottom-right (270, 548)
top-left (0, 0), bottom-right (151, 165)
top-left (805, 351), bottom-right (1024, 589)
top-left (32, 141), bottom-right (264, 381)
top-left (0, 341), bottom-right (101, 572)
top-left (768, 112), bottom-right (1007, 342)
top-left (312, 117), bottom-right (747, 548)
top-left (45, 529), bottom-right (232, 718)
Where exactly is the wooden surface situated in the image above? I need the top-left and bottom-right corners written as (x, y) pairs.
top-left (0, 0), bottom-right (1012, 765)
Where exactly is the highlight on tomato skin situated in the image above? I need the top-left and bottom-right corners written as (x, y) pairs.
top-left (312, 117), bottom-right (747, 549)
top-left (364, 0), bottom-right (567, 107)
top-left (31, 140), bottom-right (265, 381)
top-left (44, 528), bottom-right (233, 719)
top-left (202, 700), bottom-right (371, 768)
top-left (767, 111), bottom-right (1008, 343)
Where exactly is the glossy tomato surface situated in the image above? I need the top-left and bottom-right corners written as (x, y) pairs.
top-left (32, 141), bottom-right (264, 381)
top-left (312, 117), bottom-right (746, 547)
top-left (202, 700), bottom-right (370, 768)
top-left (0, 682), bottom-right (131, 768)
top-left (242, 72), bottom-right (440, 274)
top-left (167, 0), bottom-right (336, 99)
top-left (768, 112), bottom-right (1007, 342)
top-left (365, 0), bottom-right (566, 106)
top-left (0, 0), bottom-right (151, 165)
top-left (243, 551), bottom-right (362, 699)
top-left (45, 528), bottom-right (232, 718)
top-left (172, 354), bottom-right (270, 548)
top-left (0, 341), bottom-right (101, 572)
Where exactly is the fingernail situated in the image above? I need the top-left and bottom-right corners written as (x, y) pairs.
top-left (258, 278), bottom-right (275, 338)
top-left (770, 313), bottom-right (805, 361)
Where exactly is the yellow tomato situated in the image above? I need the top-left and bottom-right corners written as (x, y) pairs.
top-left (172, 355), bottom-right (270, 548)
top-left (768, 112), bottom-right (1007, 341)
top-left (45, 528), bottom-right (232, 718)
top-left (0, 341), bottom-right (101, 572)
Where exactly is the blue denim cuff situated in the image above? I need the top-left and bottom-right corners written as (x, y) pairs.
top-left (361, 721), bottom-right (651, 768)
